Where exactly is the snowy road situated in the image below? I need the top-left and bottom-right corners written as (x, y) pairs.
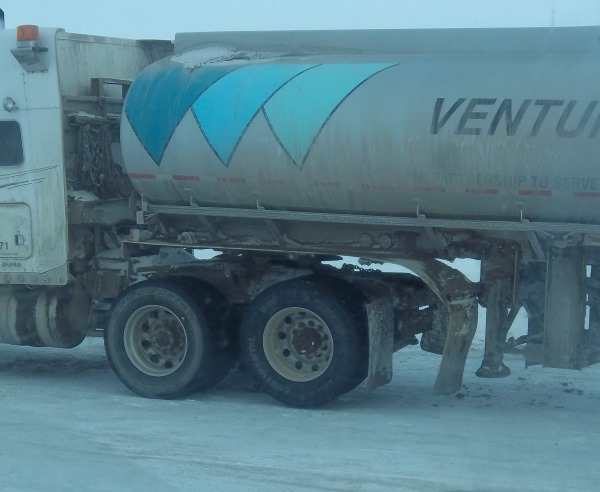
top-left (1, 327), bottom-right (599, 492)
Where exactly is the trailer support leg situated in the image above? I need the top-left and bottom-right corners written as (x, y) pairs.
top-left (585, 265), bottom-right (600, 366)
top-left (476, 277), bottom-right (512, 378)
top-left (543, 248), bottom-right (586, 369)
top-left (476, 246), bottom-right (515, 378)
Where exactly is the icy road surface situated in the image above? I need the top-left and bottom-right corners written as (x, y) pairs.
top-left (1, 327), bottom-right (599, 492)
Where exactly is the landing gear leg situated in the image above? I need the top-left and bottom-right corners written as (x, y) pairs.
top-left (476, 277), bottom-right (512, 378)
top-left (476, 246), bottom-right (515, 378)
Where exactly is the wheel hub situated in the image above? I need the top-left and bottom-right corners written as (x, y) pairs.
top-left (155, 333), bottom-right (170, 348)
top-left (263, 307), bottom-right (334, 382)
top-left (292, 327), bottom-right (322, 355)
top-left (124, 305), bottom-right (188, 377)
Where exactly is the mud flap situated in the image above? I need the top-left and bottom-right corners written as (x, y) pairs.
top-left (392, 258), bottom-right (479, 395)
top-left (366, 297), bottom-right (395, 391)
top-left (433, 298), bottom-right (478, 394)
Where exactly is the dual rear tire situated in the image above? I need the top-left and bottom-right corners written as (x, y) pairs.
top-left (104, 281), bottom-right (232, 399)
top-left (240, 279), bottom-right (368, 407)
top-left (104, 277), bottom-right (368, 407)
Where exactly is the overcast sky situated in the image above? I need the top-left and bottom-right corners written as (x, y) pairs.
top-left (2, 1), bottom-right (600, 39)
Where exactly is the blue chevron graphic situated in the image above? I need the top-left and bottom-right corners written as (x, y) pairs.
top-left (124, 62), bottom-right (235, 164)
top-left (263, 63), bottom-right (394, 165)
top-left (192, 64), bottom-right (316, 165)
top-left (126, 62), bottom-right (395, 167)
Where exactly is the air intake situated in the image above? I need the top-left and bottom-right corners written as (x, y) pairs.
top-left (0, 9), bottom-right (4, 29)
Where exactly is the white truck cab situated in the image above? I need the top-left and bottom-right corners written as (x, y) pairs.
top-left (1, 22), bottom-right (168, 286)
top-left (0, 24), bottom-right (67, 285)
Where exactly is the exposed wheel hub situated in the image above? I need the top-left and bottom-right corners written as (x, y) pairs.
top-left (154, 332), bottom-right (170, 348)
top-left (263, 307), bottom-right (334, 382)
top-left (124, 305), bottom-right (189, 377)
top-left (292, 327), bottom-right (322, 355)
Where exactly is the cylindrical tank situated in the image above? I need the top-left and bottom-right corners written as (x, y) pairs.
top-left (121, 27), bottom-right (600, 224)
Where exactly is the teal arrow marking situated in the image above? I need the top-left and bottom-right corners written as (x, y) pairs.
top-left (263, 63), bottom-right (394, 166)
top-left (192, 64), bottom-right (316, 165)
top-left (125, 61), bottom-right (235, 164)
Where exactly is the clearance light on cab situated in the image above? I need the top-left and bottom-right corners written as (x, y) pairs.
top-left (11, 24), bottom-right (48, 72)
top-left (17, 24), bottom-right (40, 45)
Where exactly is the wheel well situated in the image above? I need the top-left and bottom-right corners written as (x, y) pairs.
top-left (304, 274), bottom-right (368, 310)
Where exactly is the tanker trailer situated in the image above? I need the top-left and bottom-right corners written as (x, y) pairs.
top-left (113, 26), bottom-right (600, 405)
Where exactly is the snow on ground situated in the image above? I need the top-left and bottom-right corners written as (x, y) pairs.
top-left (1, 261), bottom-right (599, 492)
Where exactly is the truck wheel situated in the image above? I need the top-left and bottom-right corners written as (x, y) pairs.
top-left (105, 281), bottom-right (227, 399)
top-left (240, 279), bottom-right (366, 407)
top-left (176, 278), bottom-right (236, 391)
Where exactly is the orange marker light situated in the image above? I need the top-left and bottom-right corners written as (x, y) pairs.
top-left (17, 25), bottom-right (40, 43)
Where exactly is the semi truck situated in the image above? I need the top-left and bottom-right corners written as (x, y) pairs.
top-left (1, 9), bottom-right (599, 407)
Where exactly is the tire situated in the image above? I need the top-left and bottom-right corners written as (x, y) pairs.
top-left (307, 275), bottom-right (369, 389)
top-left (104, 280), bottom-right (228, 399)
top-left (240, 279), bottom-right (367, 408)
top-left (176, 278), bottom-right (235, 390)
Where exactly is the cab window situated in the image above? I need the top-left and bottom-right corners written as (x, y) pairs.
top-left (0, 121), bottom-right (24, 165)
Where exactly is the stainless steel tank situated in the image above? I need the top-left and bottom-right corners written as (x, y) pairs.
top-left (120, 27), bottom-right (600, 224)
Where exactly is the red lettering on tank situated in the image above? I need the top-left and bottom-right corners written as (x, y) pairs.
top-left (128, 173), bottom-right (156, 180)
top-left (217, 176), bottom-right (246, 184)
top-left (414, 186), bottom-right (446, 193)
top-left (361, 183), bottom-right (396, 192)
top-left (172, 175), bottom-right (200, 181)
top-left (261, 179), bottom-right (291, 187)
top-left (574, 191), bottom-right (600, 198)
top-left (313, 181), bottom-right (341, 188)
top-left (518, 189), bottom-right (552, 196)
top-left (465, 188), bottom-right (499, 194)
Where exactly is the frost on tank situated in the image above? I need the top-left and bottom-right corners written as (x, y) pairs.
top-left (171, 47), bottom-right (290, 69)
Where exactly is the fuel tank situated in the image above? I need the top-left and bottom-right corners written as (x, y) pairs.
top-left (120, 27), bottom-right (600, 224)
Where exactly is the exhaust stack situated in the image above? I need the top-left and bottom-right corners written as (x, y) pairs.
top-left (0, 9), bottom-right (5, 29)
